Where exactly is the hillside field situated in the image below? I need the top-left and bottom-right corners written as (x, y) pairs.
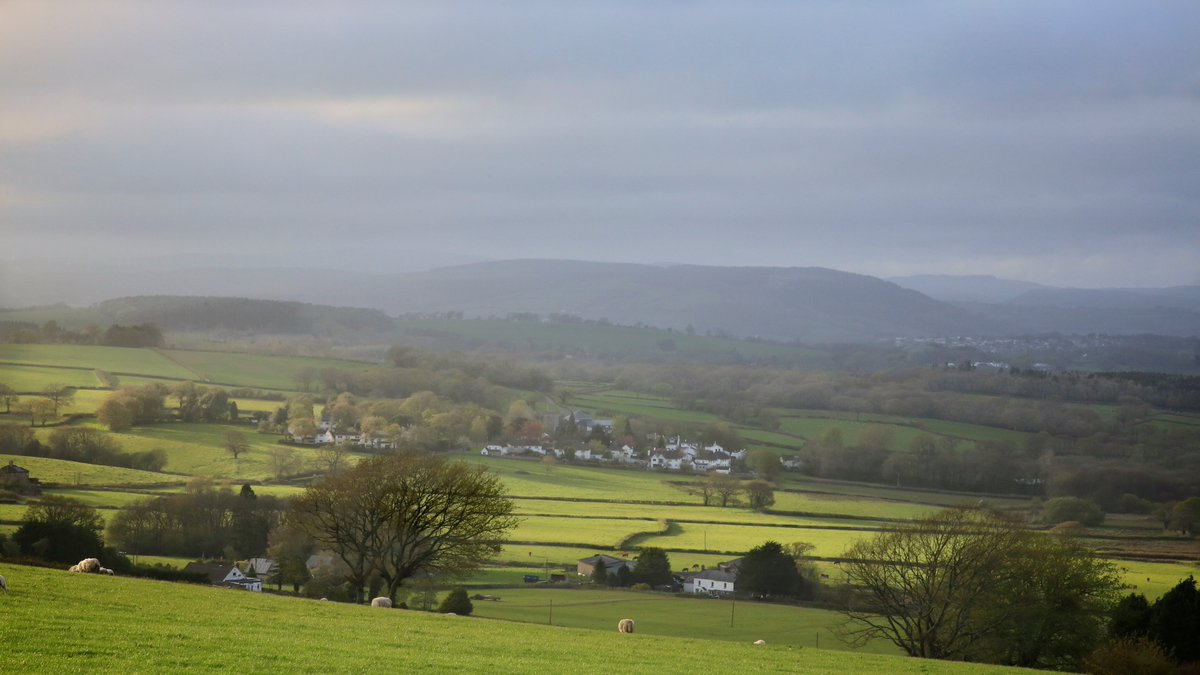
top-left (0, 563), bottom-right (1031, 674)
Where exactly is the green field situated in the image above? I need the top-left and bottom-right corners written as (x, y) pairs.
top-left (159, 349), bottom-right (373, 390)
top-left (0, 453), bottom-right (181, 486)
top-left (0, 563), bottom-right (1030, 674)
top-left (0, 344), bottom-right (197, 379)
top-left (635, 522), bottom-right (875, 558)
top-left (473, 588), bottom-right (899, 654)
top-left (0, 363), bottom-right (102, 391)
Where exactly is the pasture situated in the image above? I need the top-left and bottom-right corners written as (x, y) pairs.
top-left (0, 453), bottom-right (182, 487)
top-left (0, 563), bottom-right (1029, 674)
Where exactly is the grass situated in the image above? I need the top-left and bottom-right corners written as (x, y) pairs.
top-left (1115, 560), bottom-right (1200, 599)
top-left (0, 562), bottom-right (1029, 674)
top-left (0, 344), bottom-right (196, 379)
top-left (106, 422), bottom-right (332, 480)
top-left (513, 515), bottom-right (662, 549)
top-left (0, 363), bottom-right (102, 391)
top-left (159, 349), bottom-right (374, 390)
top-left (473, 587), bottom-right (900, 654)
top-left (0, 453), bottom-right (182, 487)
top-left (636, 522), bottom-right (875, 558)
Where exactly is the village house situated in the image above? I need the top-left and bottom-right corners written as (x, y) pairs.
top-left (683, 569), bottom-right (736, 596)
top-left (183, 562), bottom-right (263, 592)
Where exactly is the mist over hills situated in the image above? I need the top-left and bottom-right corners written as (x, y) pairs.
top-left (2, 259), bottom-right (1199, 342)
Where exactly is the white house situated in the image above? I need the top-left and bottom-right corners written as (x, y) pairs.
top-left (684, 569), bottom-right (735, 596)
top-left (481, 445), bottom-right (509, 457)
top-left (183, 562), bottom-right (262, 593)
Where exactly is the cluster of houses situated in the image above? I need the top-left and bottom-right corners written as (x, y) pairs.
top-left (482, 436), bottom-right (748, 475)
top-left (287, 416), bottom-right (397, 450)
top-left (576, 553), bottom-right (740, 597)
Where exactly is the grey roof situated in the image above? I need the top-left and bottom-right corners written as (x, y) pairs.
top-left (692, 569), bottom-right (736, 583)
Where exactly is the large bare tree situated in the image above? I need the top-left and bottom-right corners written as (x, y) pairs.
top-left (838, 507), bottom-right (1119, 669)
top-left (288, 452), bottom-right (517, 603)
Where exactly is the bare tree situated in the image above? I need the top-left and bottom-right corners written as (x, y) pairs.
top-left (268, 447), bottom-right (302, 480)
top-left (40, 384), bottom-right (74, 417)
top-left (315, 445), bottom-right (348, 476)
top-left (838, 507), bottom-right (1120, 668)
top-left (224, 430), bottom-right (250, 465)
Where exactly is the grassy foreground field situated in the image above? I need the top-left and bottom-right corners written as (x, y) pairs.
top-left (0, 563), bottom-right (1029, 674)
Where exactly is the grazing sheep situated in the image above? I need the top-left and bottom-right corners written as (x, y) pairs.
top-left (319, 598), bottom-right (328, 602)
top-left (753, 640), bottom-right (766, 646)
top-left (68, 558), bottom-right (102, 574)
top-left (100, 567), bottom-right (114, 576)
top-left (617, 618), bottom-right (635, 634)
top-left (0, 574), bottom-right (7, 593)
top-left (370, 597), bottom-right (392, 608)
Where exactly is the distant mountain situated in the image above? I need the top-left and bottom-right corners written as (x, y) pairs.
top-left (888, 274), bottom-right (1048, 303)
top-left (359, 260), bottom-right (1001, 342)
top-left (4, 259), bottom-right (1199, 342)
top-left (1007, 286), bottom-right (1200, 312)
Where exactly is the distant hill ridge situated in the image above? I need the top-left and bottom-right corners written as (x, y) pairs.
top-left (92, 296), bottom-right (396, 334)
top-left (3, 260), bottom-right (1199, 341)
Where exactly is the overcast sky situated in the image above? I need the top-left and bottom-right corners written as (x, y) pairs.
top-left (1, 1), bottom-right (1198, 288)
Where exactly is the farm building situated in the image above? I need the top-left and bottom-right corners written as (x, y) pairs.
top-left (0, 460), bottom-right (39, 493)
top-left (183, 562), bottom-right (262, 592)
top-left (577, 554), bottom-right (636, 577)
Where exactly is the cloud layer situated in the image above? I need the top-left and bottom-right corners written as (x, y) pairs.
top-left (2, 1), bottom-right (1198, 287)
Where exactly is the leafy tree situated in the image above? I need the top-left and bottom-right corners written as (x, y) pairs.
top-left (14, 496), bottom-right (106, 563)
top-left (1146, 576), bottom-right (1200, 663)
top-left (0, 382), bottom-right (17, 413)
top-left (1108, 593), bottom-right (1152, 639)
top-left (438, 587), bottom-right (474, 615)
top-left (287, 452), bottom-right (517, 603)
top-left (1039, 496), bottom-right (1105, 527)
top-left (744, 449), bottom-right (781, 479)
top-left (633, 547), bottom-right (673, 587)
top-left (708, 472), bottom-right (742, 507)
top-left (224, 430), bottom-right (250, 462)
top-left (1169, 498), bottom-right (1200, 535)
top-left (591, 558), bottom-right (608, 585)
top-left (736, 540), bottom-right (802, 599)
top-left (744, 480), bottom-right (775, 510)
top-left (96, 393), bottom-right (138, 431)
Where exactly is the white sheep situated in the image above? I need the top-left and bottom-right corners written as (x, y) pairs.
top-left (370, 596), bottom-right (392, 608)
top-left (0, 574), bottom-right (7, 593)
top-left (68, 558), bottom-right (101, 574)
top-left (617, 618), bottom-right (635, 634)
top-left (100, 567), bottom-right (114, 576)
top-left (753, 639), bottom-right (766, 646)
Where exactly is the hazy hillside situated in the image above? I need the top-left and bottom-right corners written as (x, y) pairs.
top-left (366, 260), bottom-right (1000, 342)
top-left (889, 274), bottom-right (1048, 303)
top-left (1008, 286), bottom-right (1200, 312)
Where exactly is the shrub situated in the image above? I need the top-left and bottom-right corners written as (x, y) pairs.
top-left (438, 587), bottom-right (474, 615)
top-left (1040, 497), bottom-right (1105, 527)
top-left (1082, 637), bottom-right (1176, 675)
top-left (630, 583), bottom-right (652, 591)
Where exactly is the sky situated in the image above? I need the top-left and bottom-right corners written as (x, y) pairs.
top-left (1, 0), bottom-right (1198, 288)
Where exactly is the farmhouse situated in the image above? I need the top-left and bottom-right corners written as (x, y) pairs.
top-left (0, 460), bottom-right (39, 493)
top-left (577, 554), bottom-right (636, 577)
top-left (183, 562), bottom-right (262, 592)
top-left (683, 569), bottom-right (736, 596)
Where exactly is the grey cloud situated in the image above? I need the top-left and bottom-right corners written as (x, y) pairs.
top-left (1, 0), bottom-right (1198, 288)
